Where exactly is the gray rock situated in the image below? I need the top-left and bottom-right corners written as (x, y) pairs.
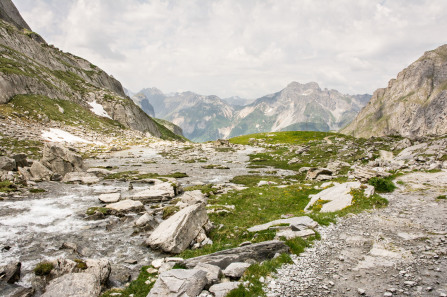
top-left (147, 269), bottom-right (207, 297)
top-left (306, 168), bottom-right (333, 180)
top-left (353, 166), bottom-right (391, 182)
top-left (27, 161), bottom-right (52, 181)
top-left (106, 200), bottom-right (144, 213)
top-left (12, 153), bottom-right (28, 168)
top-left (194, 263), bottom-right (222, 285)
top-left (0, 262), bottom-right (21, 284)
top-left (62, 172), bottom-right (101, 184)
top-left (208, 282), bottom-right (241, 297)
top-left (41, 273), bottom-right (100, 297)
top-left (185, 240), bottom-right (289, 269)
top-left (179, 190), bottom-right (207, 206)
top-left (223, 262), bottom-right (251, 278)
top-left (146, 203), bottom-right (208, 254)
top-left (0, 156), bottom-right (16, 171)
top-left (41, 143), bottom-right (85, 177)
top-left (135, 212), bottom-right (153, 226)
top-left (0, 283), bottom-right (34, 297)
top-left (247, 216), bottom-right (318, 233)
top-left (275, 228), bottom-right (315, 240)
top-left (98, 192), bottom-right (121, 203)
top-left (131, 182), bottom-right (177, 203)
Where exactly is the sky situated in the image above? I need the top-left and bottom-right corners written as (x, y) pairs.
top-left (13, 0), bottom-right (447, 99)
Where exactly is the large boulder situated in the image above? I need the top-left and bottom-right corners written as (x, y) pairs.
top-left (41, 143), bottom-right (85, 177)
top-left (105, 200), bottom-right (144, 214)
top-left (304, 182), bottom-right (374, 213)
top-left (0, 156), bottom-right (16, 171)
top-left (209, 282), bottom-right (241, 297)
top-left (185, 240), bottom-right (289, 269)
top-left (147, 269), bottom-right (207, 297)
top-left (146, 204), bottom-right (208, 253)
top-left (0, 262), bottom-right (21, 284)
top-left (41, 273), bottom-right (100, 297)
top-left (26, 161), bottom-right (52, 181)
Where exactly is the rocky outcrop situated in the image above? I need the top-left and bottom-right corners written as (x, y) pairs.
top-left (41, 143), bottom-right (85, 176)
top-left (343, 44), bottom-right (447, 138)
top-left (146, 203), bottom-right (209, 253)
top-left (41, 273), bottom-right (101, 297)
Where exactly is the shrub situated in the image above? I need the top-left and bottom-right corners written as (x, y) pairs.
top-left (368, 177), bottom-right (396, 193)
top-left (34, 262), bottom-right (54, 276)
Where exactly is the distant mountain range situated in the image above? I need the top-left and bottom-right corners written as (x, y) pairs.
top-left (130, 83), bottom-right (371, 142)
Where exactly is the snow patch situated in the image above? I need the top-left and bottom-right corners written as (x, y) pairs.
top-left (42, 128), bottom-right (94, 144)
top-left (88, 100), bottom-right (112, 119)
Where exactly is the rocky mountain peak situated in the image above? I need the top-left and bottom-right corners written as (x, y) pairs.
top-left (342, 43), bottom-right (447, 138)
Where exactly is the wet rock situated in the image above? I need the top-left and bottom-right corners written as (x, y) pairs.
top-left (135, 212), bottom-right (154, 226)
top-left (62, 172), bottom-right (101, 184)
top-left (208, 282), bottom-right (241, 297)
top-left (146, 203), bottom-right (208, 253)
top-left (0, 262), bottom-right (21, 284)
top-left (304, 182), bottom-right (374, 213)
top-left (98, 192), bottom-right (121, 203)
top-left (147, 269), bottom-right (207, 297)
top-left (0, 156), bottom-right (16, 171)
top-left (223, 262), bottom-right (251, 278)
top-left (0, 283), bottom-right (34, 297)
top-left (106, 200), bottom-right (144, 214)
top-left (185, 240), bottom-right (289, 269)
top-left (41, 273), bottom-right (100, 297)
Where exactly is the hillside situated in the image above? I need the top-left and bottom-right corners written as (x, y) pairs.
top-left (133, 83), bottom-right (370, 142)
top-left (342, 44), bottom-right (447, 138)
top-left (0, 0), bottom-right (183, 141)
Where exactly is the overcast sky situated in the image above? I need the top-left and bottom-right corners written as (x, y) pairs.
top-left (13, 0), bottom-right (447, 99)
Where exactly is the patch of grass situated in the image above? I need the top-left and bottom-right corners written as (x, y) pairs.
top-left (436, 195), bottom-right (447, 200)
top-left (86, 207), bottom-right (111, 216)
top-left (184, 184), bottom-right (216, 196)
top-left (104, 171), bottom-right (139, 180)
top-left (30, 188), bottom-right (46, 193)
top-left (0, 132), bottom-right (43, 159)
top-left (162, 205), bottom-right (180, 219)
top-left (202, 164), bottom-right (230, 169)
top-left (229, 175), bottom-right (286, 187)
top-left (34, 262), bottom-right (54, 276)
top-left (100, 266), bottom-right (157, 297)
top-left (368, 177), bottom-right (396, 193)
top-left (0, 180), bottom-right (17, 192)
top-left (74, 259), bottom-right (87, 270)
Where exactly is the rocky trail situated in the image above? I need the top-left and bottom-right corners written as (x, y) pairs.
top-left (267, 172), bottom-right (447, 297)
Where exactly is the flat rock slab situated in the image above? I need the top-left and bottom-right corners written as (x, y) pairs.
top-left (247, 216), bottom-right (318, 233)
top-left (147, 269), bottom-right (207, 297)
top-left (209, 282), bottom-right (241, 297)
top-left (41, 273), bottom-right (100, 297)
top-left (106, 200), bottom-right (144, 212)
top-left (62, 172), bottom-right (101, 184)
top-left (275, 228), bottom-right (315, 240)
top-left (98, 192), bottom-right (121, 203)
top-left (185, 240), bottom-right (289, 270)
top-left (130, 182), bottom-right (176, 203)
top-left (304, 182), bottom-right (374, 213)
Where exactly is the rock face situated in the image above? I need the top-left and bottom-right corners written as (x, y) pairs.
top-left (41, 143), bottom-right (85, 176)
top-left (147, 269), bottom-right (207, 297)
top-left (0, 8), bottom-right (167, 137)
top-left (343, 44), bottom-right (447, 138)
top-left (133, 83), bottom-right (370, 141)
top-left (146, 203), bottom-right (208, 253)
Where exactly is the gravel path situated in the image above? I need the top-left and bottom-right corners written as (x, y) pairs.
top-left (266, 171), bottom-right (447, 297)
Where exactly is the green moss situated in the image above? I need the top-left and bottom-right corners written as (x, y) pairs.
top-left (436, 195), bottom-right (446, 200)
top-left (30, 188), bottom-right (46, 193)
top-left (184, 184), bottom-right (216, 195)
top-left (86, 207), bottom-right (111, 216)
top-left (100, 266), bottom-right (157, 297)
top-left (0, 180), bottom-right (17, 193)
top-left (74, 259), bottom-right (88, 270)
top-left (201, 164), bottom-right (230, 169)
top-left (34, 262), bottom-right (54, 276)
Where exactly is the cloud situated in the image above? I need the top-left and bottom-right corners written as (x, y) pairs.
top-left (13, 0), bottom-right (447, 99)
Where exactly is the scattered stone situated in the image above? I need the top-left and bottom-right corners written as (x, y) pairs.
top-left (275, 228), bottom-right (315, 240)
top-left (358, 288), bottom-right (366, 295)
top-left (98, 192), bottom-right (121, 203)
top-left (194, 263), bottom-right (222, 285)
top-left (147, 269), bottom-right (207, 297)
top-left (306, 168), bottom-right (333, 180)
top-left (208, 282), bottom-right (241, 297)
top-left (223, 262), bottom-right (251, 278)
top-left (151, 258), bottom-right (165, 269)
top-left (248, 216), bottom-right (318, 232)
top-left (135, 212), bottom-right (153, 227)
